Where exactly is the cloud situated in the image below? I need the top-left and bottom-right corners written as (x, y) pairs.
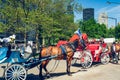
top-left (106, 5), bottom-right (120, 13)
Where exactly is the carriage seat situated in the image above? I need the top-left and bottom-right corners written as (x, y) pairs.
top-left (0, 47), bottom-right (8, 63)
top-left (87, 44), bottom-right (100, 56)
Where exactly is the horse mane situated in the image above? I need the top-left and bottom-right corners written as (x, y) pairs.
top-left (67, 40), bottom-right (79, 52)
top-left (72, 40), bottom-right (79, 48)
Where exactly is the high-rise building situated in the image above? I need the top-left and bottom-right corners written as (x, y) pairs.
top-left (98, 13), bottom-right (108, 27)
top-left (83, 8), bottom-right (94, 21)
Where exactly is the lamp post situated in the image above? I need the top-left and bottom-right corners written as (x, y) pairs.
top-left (106, 1), bottom-right (120, 38)
top-left (102, 16), bottom-right (117, 27)
top-left (108, 17), bottom-right (117, 27)
top-left (106, 1), bottom-right (120, 26)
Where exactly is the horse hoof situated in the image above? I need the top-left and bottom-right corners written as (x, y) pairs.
top-left (46, 74), bottom-right (51, 78)
top-left (68, 73), bottom-right (72, 76)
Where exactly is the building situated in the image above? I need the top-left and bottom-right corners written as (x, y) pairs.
top-left (98, 13), bottom-right (108, 27)
top-left (83, 8), bottom-right (94, 21)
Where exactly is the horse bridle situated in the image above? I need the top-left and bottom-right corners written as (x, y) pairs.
top-left (68, 42), bottom-right (76, 52)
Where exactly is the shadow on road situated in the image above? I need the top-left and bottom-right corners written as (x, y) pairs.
top-left (72, 62), bottom-right (102, 68)
top-left (26, 71), bottom-right (85, 80)
top-left (26, 74), bottom-right (40, 80)
top-left (0, 77), bottom-right (4, 80)
top-left (26, 72), bottom-right (73, 80)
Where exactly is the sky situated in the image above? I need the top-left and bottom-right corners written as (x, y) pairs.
top-left (74, 0), bottom-right (120, 27)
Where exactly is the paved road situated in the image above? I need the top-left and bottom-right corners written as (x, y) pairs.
top-left (0, 60), bottom-right (120, 80)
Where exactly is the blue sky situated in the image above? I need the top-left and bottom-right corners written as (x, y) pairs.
top-left (74, 0), bottom-right (120, 27)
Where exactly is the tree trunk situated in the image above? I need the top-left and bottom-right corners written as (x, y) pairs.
top-left (42, 37), bottom-right (45, 46)
top-left (36, 33), bottom-right (39, 51)
top-left (24, 32), bottom-right (27, 47)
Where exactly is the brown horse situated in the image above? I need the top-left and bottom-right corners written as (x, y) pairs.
top-left (39, 40), bottom-right (79, 78)
top-left (39, 34), bottom-right (86, 79)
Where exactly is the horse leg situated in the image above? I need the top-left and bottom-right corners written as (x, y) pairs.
top-left (42, 60), bottom-right (51, 78)
top-left (66, 56), bottom-right (73, 76)
top-left (39, 64), bottom-right (44, 80)
top-left (39, 53), bottom-right (44, 80)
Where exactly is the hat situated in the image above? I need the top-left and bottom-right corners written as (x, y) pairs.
top-left (74, 28), bottom-right (82, 36)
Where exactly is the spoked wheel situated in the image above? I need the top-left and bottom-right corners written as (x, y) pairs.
top-left (81, 51), bottom-right (93, 69)
top-left (101, 53), bottom-right (110, 64)
top-left (5, 64), bottom-right (27, 80)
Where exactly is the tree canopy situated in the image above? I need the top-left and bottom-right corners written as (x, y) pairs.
top-left (0, 0), bottom-right (82, 45)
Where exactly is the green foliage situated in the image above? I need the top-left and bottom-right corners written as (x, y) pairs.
top-left (79, 19), bottom-right (107, 38)
top-left (107, 28), bottom-right (115, 38)
top-left (115, 24), bottom-right (120, 39)
top-left (0, 0), bottom-right (81, 45)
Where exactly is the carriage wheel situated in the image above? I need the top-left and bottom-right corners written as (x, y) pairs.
top-left (100, 53), bottom-right (110, 64)
top-left (81, 51), bottom-right (93, 69)
top-left (5, 64), bottom-right (27, 80)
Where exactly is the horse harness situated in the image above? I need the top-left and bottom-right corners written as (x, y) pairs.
top-left (60, 42), bottom-right (75, 55)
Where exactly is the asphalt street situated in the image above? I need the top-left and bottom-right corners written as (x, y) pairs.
top-left (0, 60), bottom-right (120, 80)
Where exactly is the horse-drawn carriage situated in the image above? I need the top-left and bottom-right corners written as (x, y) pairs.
top-left (72, 40), bottom-right (110, 69)
top-left (0, 35), bottom-right (60, 80)
top-left (0, 29), bottom-right (111, 80)
top-left (0, 31), bottom-right (86, 80)
top-left (0, 44), bottom-right (58, 80)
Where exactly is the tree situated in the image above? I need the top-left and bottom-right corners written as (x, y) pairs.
top-left (115, 24), bottom-right (120, 39)
top-left (107, 27), bottom-right (115, 38)
top-left (79, 19), bottom-right (107, 38)
top-left (0, 0), bottom-right (81, 46)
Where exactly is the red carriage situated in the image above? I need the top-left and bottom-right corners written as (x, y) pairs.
top-left (72, 39), bottom-right (110, 69)
top-left (86, 42), bottom-right (110, 64)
